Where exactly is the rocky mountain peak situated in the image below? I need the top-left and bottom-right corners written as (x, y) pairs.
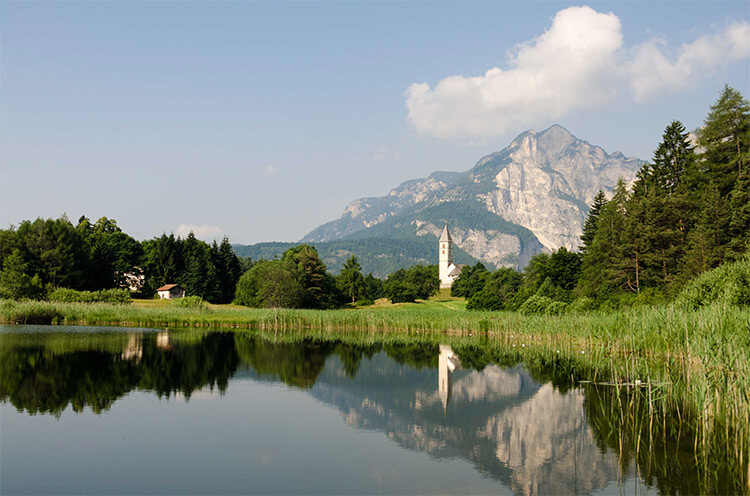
top-left (301, 125), bottom-right (645, 269)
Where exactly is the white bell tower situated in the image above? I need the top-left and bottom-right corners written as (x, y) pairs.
top-left (439, 224), bottom-right (454, 288)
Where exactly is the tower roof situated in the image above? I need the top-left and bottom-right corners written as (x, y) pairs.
top-left (439, 224), bottom-right (452, 242)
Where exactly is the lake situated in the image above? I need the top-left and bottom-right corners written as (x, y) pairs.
top-left (0, 325), bottom-right (722, 494)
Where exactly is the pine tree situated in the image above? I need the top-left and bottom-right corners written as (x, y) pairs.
top-left (0, 250), bottom-right (43, 300)
top-left (727, 172), bottom-right (750, 259)
top-left (651, 120), bottom-right (695, 194)
top-left (693, 86), bottom-right (750, 262)
top-left (338, 256), bottom-right (366, 303)
top-left (578, 179), bottom-right (629, 299)
top-left (627, 120), bottom-right (696, 290)
top-left (698, 85), bottom-right (750, 195)
top-left (218, 238), bottom-right (242, 303)
top-left (580, 190), bottom-right (607, 253)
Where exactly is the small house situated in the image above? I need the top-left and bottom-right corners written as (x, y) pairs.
top-left (156, 284), bottom-right (186, 299)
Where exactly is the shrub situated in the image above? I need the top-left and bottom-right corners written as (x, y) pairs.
top-left (354, 299), bottom-right (374, 307)
top-left (518, 295), bottom-right (555, 315)
top-left (676, 256), bottom-right (750, 308)
top-left (235, 260), bottom-right (306, 308)
top-left (568, 297), bottom-right (597, 314)
top-left (48, 288), bottom-right (131, 304)
top-left (170, 296), bottom-right (206, 309)
top-left (383, 265), bottom-right (439, 303)
top-left (466, 290), bottom-right (503, 311)
top-left (546, 301), bottom-right (568, 315)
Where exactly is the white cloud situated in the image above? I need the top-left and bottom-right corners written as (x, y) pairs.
top-left (405, 6), bottom-right (750, 140)
top-left (175, 224), bottom-right (226, 241)
top-left (263, 165), bottom-right (278, 176)
top-left (628, 22), bottom-right (750, 101)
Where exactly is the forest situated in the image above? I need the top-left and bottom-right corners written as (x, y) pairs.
top-left (0, 217), bottom-right (243, 304)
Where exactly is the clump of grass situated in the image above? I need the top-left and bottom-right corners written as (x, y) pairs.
top-left (0, 300), bottom-right (64, 324)
top-left (170, 296), bottom-right (207, 309)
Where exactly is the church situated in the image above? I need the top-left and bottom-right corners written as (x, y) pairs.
top-left (438, 224), bottom-right (463, 288)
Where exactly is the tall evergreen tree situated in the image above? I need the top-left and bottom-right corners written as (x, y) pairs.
top-left (627, 120), bottom-right (696, 290)
top-left (218, 238), bottom-right (242, 303)
top-left (338, 256), bottom-right (366, 303)
top-left (695, 85), bottom-right (750, 261)
top-left (698, 85), bottom-right (750, 194)
top-left (578, 179), bottom-right (629, 298)
top-left (0, 250), bottom-right (44, 300)
top-left (650, 121), bottom-right (695, 193)
top-left (580, 190), bottom-right (607, 254)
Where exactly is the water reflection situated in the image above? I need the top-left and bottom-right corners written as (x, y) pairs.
top-left (438, 344), bottom-right (460, 411)
top-left (0, 327), bottom-right (731, 494)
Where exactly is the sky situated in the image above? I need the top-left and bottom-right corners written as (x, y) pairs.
top-left (1, 1), bottom-right (748, 244)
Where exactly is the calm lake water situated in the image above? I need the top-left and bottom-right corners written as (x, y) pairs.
top-left (0, 325), bottom-right (708, 495)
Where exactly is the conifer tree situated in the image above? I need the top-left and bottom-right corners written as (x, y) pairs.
top-left (580, 190), bottom-right (607, 253)
top-left (578, 179), bottom-right (629, 298)
top-left (627, 120), bottom-right (696, 289)
top-left (695, 85), bottom-right (750, 261)
top-left (0, 250), bottom-right (44, 300)
top-left (698, 85), bottom-right (750, 194)
top-left (338, 256), bottom-right (366, 303)
top-left (218, 238), bottom-right (242, 303)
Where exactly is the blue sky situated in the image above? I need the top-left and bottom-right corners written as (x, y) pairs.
top-left (1, 1), bottom-right (748, 244)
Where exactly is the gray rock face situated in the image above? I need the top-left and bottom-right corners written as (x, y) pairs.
top-left (414, 221), bottom-right (521, 267)
top-left (302, 125), bottom-right (643, 267)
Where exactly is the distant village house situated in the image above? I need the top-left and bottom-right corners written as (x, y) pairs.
top-left (157, 284), bottom-right (186, 299)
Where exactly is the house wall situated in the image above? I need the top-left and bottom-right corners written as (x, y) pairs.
top-left (169, 288), bottom-right (185, 299)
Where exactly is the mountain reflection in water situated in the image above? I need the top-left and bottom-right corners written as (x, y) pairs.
top-left (1, 326), bottom-right (714, 494)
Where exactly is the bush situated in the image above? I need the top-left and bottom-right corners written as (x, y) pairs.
top-left (546, 301), bottom-right (568, 315)
top-left (568, 297), bottom-right (597, 314)
top-left (48, 288), bottom-right (131, 304)
top-left (676, 256), bottom-right (750, 308)
top-left (234, 260), bottom-right (305, 308)
top-left (466, 290), bottom-right (503, 311)
top-left (517, 295), bottom-right (566, 315)
top-left (170, 296), bottom-right (206, 309)
top-left (354, 299), bottom-right (374, 307)
top-left (383, 265), bottom-right (439, 303)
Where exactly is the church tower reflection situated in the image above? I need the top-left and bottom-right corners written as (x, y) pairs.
top-left (438, 345), bottom-right (461, 411)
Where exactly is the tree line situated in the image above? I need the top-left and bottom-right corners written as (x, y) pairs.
top-left (454, 85), bottom-right (749, 312)
top-left (234, 246), bottom-right (438, 308)
top-left (0, 213), bottom-right (439, 308)
top-left (0, 216), bottom-right (243, 303)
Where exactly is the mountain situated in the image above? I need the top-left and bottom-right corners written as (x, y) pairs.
top-left (235, 125), bottom-right (644, 276)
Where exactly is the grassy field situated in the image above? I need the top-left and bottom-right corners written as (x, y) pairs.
top-left (1, 295), bottom-right (748, 491)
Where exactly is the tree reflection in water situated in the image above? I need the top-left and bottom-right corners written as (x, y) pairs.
top-left (0, 328), bottom-right (740, 494)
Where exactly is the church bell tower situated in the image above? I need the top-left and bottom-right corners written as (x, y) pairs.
top-left (439, 224), bottom-right (453, 288)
